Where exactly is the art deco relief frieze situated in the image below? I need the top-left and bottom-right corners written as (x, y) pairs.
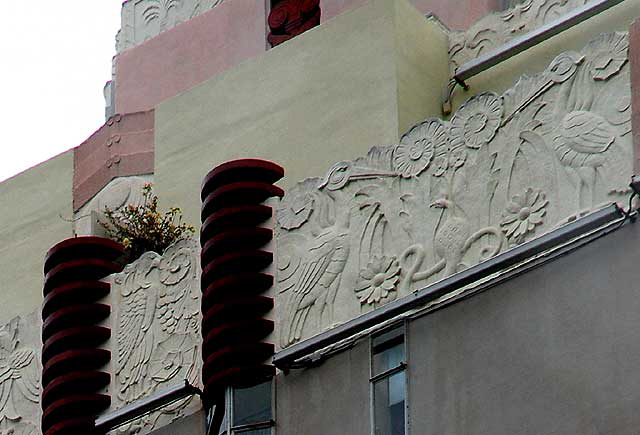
top-left (111, 238), bottom-right (201, 434)
top-left (0, 314), bottom-right (41, 435)
top-left (449, 0), bottom-right (590, 73)
top-left (117, 0), bottom-right (225, 52)
top-left (276, 32), bottom-right (632, 348)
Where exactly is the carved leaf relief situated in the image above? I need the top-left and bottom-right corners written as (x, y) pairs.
top-left (276, 32), bottom-right (632, 347)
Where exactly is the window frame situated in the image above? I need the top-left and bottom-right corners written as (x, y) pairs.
top-left (369, 322), bottom-right (409, 435)
top-left (218, 380), bottom-right (276, 435)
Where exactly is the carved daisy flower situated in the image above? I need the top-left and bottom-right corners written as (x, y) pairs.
top-left (500, 188), bottom-right (548, 246)
top-left (277, 178), bottom-right (317, 230)
top-left (355, 256), bottom-right (401, 306)
top-left (450, 92), bottom-right (503, 149)
top-left (394, 120), bottom-right (447, 178)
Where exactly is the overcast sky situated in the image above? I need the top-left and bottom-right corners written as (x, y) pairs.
top-left (0, 1), bottom-right (121, 182)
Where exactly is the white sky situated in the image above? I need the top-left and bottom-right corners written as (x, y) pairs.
top-left (0, 2), bottom-right (121, 182)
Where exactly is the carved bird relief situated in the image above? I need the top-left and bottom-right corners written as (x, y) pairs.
top-left (116, 240), bottom-right (200, 405)
top-left (281, 206), bottom-right (353, 346)
top-left (0, 319), bottom-right (39, 423)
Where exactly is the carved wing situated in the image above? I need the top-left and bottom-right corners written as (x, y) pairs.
top-left (116, 254), bottom-right (159, 402)
top-left (283, 229), bottom-right (349, 345)
top-left (11, 348), bottom-right (39, 405)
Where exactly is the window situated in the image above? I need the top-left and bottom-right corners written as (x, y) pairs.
top-left (217, 380), bottom-right (275, 435)
top-left (371, 326), bottom-right (407, 435)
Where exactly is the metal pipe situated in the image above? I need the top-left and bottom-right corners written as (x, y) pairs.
top-left (273, 204), bottom-right (624, 370)
top-left (453, 0), bottom-right (626, 85)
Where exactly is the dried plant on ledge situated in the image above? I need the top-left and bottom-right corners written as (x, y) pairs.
top-left (100, 184), bottom-right (195, 262)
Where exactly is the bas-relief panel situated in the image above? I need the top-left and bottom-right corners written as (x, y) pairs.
top-left (276, 32), bottom-right (632, 348)
top-left (116, 0), bottom-right (225, 53)
top-left (0, 314), bottom-right (41, 435)
top-left (111, 238), bottom-right (201, 435)
top-left (449, 0), bottom-right (589, 73)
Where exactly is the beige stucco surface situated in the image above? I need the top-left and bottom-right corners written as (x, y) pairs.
top-left (450, 0), bottom-right (640, 110)
top-left (0, 152), bottom-right (73, 325)
top-left (154, 0), bottom-right (449, 228)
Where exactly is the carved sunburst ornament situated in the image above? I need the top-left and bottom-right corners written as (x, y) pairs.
top-left (450, 92), bottom-right (503, 149)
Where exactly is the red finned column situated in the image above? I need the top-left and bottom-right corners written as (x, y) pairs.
top-left (41, 237), bottom-right (124, 435)
top-left (268, 0), bottom-right (321, 47)
top-left (200, 159), bottom-right (284, 403)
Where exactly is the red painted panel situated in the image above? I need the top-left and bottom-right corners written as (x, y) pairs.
top-left (114, 0), bottom-right (267, 115)
top-left (73, 111), bottom-right (155, 211)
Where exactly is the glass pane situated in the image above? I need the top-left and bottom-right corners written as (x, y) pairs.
top-left (373, 339), bottom-right (405, 376)
top-left (373, 372), bottom-right (406, 435)
top-left (233, 381), bottom-right (272, 427)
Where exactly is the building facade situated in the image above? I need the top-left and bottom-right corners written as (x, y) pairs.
top-left (1, 0), bottom-right (640, 434)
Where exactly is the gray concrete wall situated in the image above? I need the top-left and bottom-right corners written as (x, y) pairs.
top-left (276, 340), bottom-right (371, 435)
top-left (408, 222), bottom-right (640, 434)
top-left (0, 152), bottom-right (74, 325)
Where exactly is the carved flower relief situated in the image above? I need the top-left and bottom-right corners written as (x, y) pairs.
top-left (276, 179), bottom-right (318, 230)
top-left (355, 256), bottom-right (401, 306)
top-left (394, 120), bottom-right (447, 177)
top-left (158, 245), bottom-right (193, 285)
top-left (450, 92), bottom-right (504, 150)
top-left (500, 188), bottom-right (548, 245)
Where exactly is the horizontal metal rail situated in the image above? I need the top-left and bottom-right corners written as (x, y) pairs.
top-left (442, 0), bottom-right (627, 114)
top-left (453, 0), bottom-right (626, 86)
top-left (94, 380), bottom-right (201, 433)
top-left (273, 204), bottom-right (625, 370)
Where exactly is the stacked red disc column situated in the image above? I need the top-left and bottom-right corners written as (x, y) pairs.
top-left (200, 159), bottom-right (284, 401)
top-left (42, 237), bottom-right (124, 435)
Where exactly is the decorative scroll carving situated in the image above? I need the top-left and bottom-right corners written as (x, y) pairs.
top-left (0, 315), bottom-right (40, 435)
top-left (277, 32), bottom-right (632, 347)
top-left (449, 0), bottom-right (590, 73)
top-left (267, 0), bottom-right (321, 47)
top-left (74, 176), bottom-right (152, 237)
top-left (117, 0), bottom-right (225, 52)
top-left (112, 238), bottom-right (201, 434)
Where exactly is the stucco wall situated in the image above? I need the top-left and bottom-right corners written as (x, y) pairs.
top-left (154, 0), bottom-right (449, 229)
top-left (408, 222), bottom-right (640, 434)
top-left (0, 152), bottom-right (73, 325)
top-left (276, 340), bottom-right (370, 435)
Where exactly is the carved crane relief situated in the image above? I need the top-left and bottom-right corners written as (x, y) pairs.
top-left (275, 32), bottom-right (632, 347)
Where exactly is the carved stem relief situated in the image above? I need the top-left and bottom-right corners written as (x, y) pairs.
top-left (276, 32), bottom-right (632, 347)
